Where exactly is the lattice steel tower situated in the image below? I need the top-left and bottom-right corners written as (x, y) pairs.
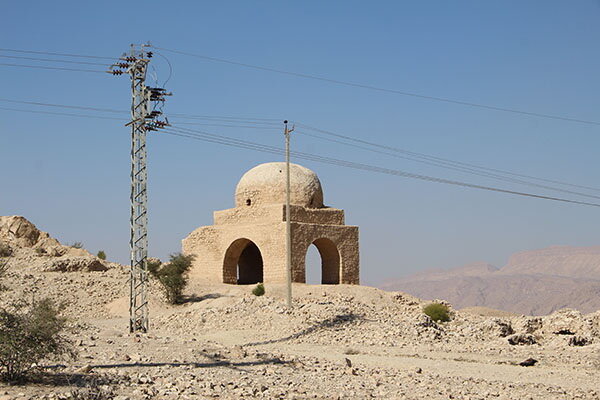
top-left (109, 44), bottom-right (171, 333)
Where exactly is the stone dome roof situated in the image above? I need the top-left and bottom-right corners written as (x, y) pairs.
top-left (235, 162), bottom-right (324, 208)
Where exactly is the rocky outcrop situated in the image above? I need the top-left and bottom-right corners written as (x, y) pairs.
top-left (0, 215), bottom-right (81, 256)
top-left (1, 215), bottom-right (107, 272)
top-left (41, 256), bottom-right (108, 272)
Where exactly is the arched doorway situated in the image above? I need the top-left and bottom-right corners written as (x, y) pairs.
top-left (305, 238), bottom-right (340, 284)
top-left (223, 238), bottom-right (264, 284)
top-left (305, 244), bottom-right (321, 284)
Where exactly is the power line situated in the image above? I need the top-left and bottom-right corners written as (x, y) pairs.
top-left (168, 113), bottom-right (280, 123)
top-left (293, 128), bottom-right (600, 200)
top-left (0, 63), bottom-right (105, 73)
top-left (0, 47), bottom-right (114, 60)
top-left (151, 45), bottom-right (600, 127)
top-left (0, 98), bottom-right (124, 113)
top-left (0, 98), bottom-right (282, 124)
top-left (0, 106), bottom-right (285, 133)
top-left (175, 122), bottom-right (280, 129)
top-left (2, 101), bottom-right (597, 207)
top-left (294, 122), bottom-right (600, 193)
top-left (162, 125), bottom-right (600, 208)
top-left (2, 96), bottom-right (597, 196)
top-left (0, 106), bottom-right (124, 120)
top-left (0, 54), bottom-right (110, 66)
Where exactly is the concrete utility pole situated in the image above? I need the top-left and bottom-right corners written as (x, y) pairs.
top-left (109, 44), bottom-right (171, 333)
top-left (284, 120), bottom-right (294, 309)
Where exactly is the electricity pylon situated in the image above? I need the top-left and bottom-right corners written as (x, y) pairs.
top-left (109, 44), bottom-right (171, 333)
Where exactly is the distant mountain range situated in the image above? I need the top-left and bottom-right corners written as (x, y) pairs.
top-left (380, 246), bottom-right (600, 315)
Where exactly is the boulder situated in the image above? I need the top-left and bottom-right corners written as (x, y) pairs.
top-left (0, 216), bottom-right (42, 247)
top-left (0, 215), bottom-right (77, 256)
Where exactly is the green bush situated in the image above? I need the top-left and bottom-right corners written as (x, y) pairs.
top-left (147, 258), bottom-right (162, 276)
top-left (96, 250), bottom-right (106, 260)
top-left (423, 303), bottom-right (451, 322)
top-left (252, 283), bottom-right (265, 296)
top-left (0, 242), bottom-right (12, 258)
top-left (148, 254), bottom-right (194, 304)
top-left (70, 242), bottom-right (84, 249)
top-left (0, 298), bottom-right (75, 382)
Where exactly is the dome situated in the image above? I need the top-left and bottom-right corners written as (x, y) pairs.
top-left (235, 162), bottom-right (324, 208)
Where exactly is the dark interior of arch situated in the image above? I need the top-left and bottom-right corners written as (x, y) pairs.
top-left (237, 242), bottom-right (263, 284)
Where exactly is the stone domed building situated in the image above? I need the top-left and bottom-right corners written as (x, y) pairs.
top-left (182, 162), bottom-right (359, 285)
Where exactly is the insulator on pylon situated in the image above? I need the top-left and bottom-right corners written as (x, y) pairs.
top-left (146, 52), bottom-right (153, 58)
top-left (109, 70), bottom-right (124, 75)
top-left (145, 111), bottom-right (161, 119)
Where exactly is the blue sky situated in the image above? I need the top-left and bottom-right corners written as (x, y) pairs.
top-left (1, 1), bottom-right (599, 285)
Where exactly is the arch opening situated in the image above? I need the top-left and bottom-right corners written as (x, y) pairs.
top-left (223, 238), bottom-right (264, 284)
top-left (305, 244), bottom-right (321, 285)
top-left (306, 238), bottom-right (340, 284)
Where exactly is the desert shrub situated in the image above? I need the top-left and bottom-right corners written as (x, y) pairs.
top-left (149, 254), bottom-right (194, 304)
top-left (252, 283), bottom-right (265, 296)
top-left (34, 247), bottom-right (46, 256)
top-left (0, 242), bottom-right (12, 258)
top-left (147, 258), bottom-right (162, 276)
top-left (96, 250), bottom-right (106, 260)
top-left (0, 298), bottom-right (75, 382)
top-left (70, 242), bottom-right (84, 249)
top-left (423, 303), bottom-right (451, 322)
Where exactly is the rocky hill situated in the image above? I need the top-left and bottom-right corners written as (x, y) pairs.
top-left (1, 216), bottom-right (600, 399)
top-left (381, 246), bottom-right (600, 315)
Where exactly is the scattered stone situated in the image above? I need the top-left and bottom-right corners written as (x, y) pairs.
top-left (519, 358), bottom-right (538, 367)
top-left (76, 364), bottom-right (92, 374)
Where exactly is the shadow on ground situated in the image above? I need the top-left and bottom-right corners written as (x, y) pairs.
top-left (90, 357), bottom-right (287, 370)
top-left (245, 312), bottom-right (362, 347)
top-left (2, 372), bottom-right (119, 388)
top-left (179, 293), bottom-right (223, 304)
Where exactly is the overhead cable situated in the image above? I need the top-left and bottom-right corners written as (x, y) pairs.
top-left (295, 122), bottom-right (600, 193)
top-left (162, 125), bottom-right (600, 208)
top-left (0, 54), bottom-right (110, 66)
top-left (0, 47), bottom-right (114, 60)
top-left (0, 63), bottom-right (105, 73)
top-left (2, 97), bottom-right (597, 195)
top-left (151, 45), bottom-right (600, 127)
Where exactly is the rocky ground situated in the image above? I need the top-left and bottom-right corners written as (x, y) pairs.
top-left (1, 216), bottom-right (600, 399)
